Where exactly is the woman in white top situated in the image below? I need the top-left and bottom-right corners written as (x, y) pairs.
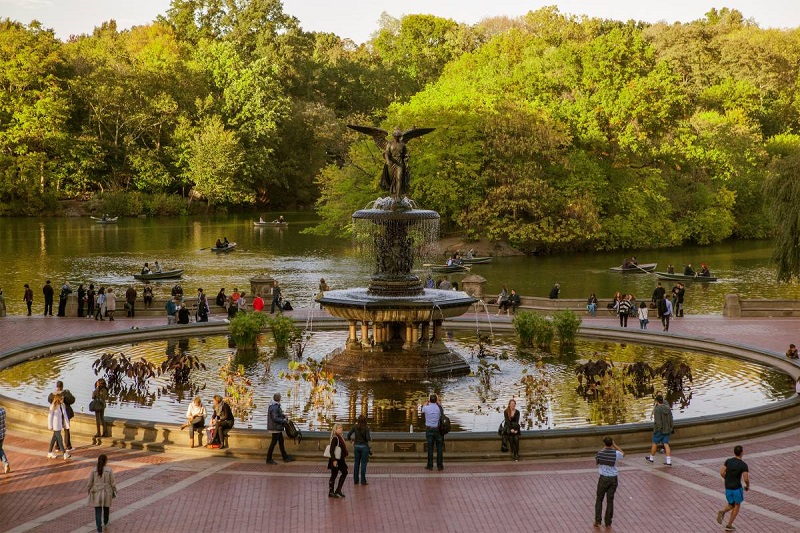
top-left (637, 301), bottom-right (649, 330)
top-left (105, 288), bottom-right (116, 321)
top-left (180, 396), bottom-right (207, 448)
top-left (47, 393), bottom-right (70, 459)
top-left (94, 288), bottom-right (106, 320)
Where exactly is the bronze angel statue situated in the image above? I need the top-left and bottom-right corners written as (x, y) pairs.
top-left (347, 125), bottom-right (435, 199)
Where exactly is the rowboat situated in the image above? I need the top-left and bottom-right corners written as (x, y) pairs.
top-left (426, 264), bottom-right (471, 274)
top-left (211, 242), bottom-right (237, 253)
top-left (461, 256), bottom-right (492, 264)
top-left (609, 263), bottom-right (657, 273)
top-left (253, 221), bottom-right (287, 227)
top-left (91, 216), bottom-right (118, 224)
top-left (134, 269), bottom-right (184, 281)
top-left (655, 272), bottom-right (717, 282)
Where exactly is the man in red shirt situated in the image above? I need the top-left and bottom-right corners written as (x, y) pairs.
top-left (252, 292), bottom-right (265, 312)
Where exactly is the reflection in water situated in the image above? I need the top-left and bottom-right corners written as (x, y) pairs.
top-left (0, 331), bottom-right (793, 431)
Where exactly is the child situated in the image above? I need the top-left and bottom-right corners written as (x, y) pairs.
top-left (786, 344), bottom-right (798, 359)
top-left (638, 301), bottom-right (649, 330)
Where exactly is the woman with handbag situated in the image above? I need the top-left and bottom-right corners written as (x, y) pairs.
top-left (504, 399), bottom-right (521, 461)
top-left (180, 396), bottom-right (206, 448)
top-left (86, 454), bottom-right (117, 533)
top-left (327, 423), bottom-right (349, 498)
top-left (91, 379), bottom-right (109, 439)
top-left (346, 415), bottom-right (371, 486)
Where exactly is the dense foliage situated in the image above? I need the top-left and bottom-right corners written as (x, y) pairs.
top-left (3, 4), bottom-right (800, 257)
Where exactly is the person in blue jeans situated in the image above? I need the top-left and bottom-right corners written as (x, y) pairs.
top-left (347, 415), bottom-right (371, 485)
top-left (421, 394), bottom-right (444, 471)
top-left (0, 406), bottom-right (10, 473)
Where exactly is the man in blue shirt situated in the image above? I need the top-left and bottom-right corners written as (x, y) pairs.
top-left (594, 436), bottom-right (625, 528)
top-left (421, 394), bottom-right (444, 471)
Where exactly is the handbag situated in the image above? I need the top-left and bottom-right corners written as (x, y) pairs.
top-left (323, 441), bottom-right (342, 459)
top-left (89, 399), bottom-right (103, 412)
top-left (323, 445), bottom-right (331, 458)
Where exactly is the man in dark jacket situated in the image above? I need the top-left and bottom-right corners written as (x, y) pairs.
top-left (42, 280), bottom-right (54, 316)
top-left (270, 280), bottom-right (282, 314)
top-left (265, 393), bottom-right (294, 464)
top-left (210, 395), bottom-right (234, 449)
top-left (125, 286), bottom-right (137, 317)
top-left (23, 284), bottom-right (33, 316)
top-left (548, 283), bottom-right (560, 299)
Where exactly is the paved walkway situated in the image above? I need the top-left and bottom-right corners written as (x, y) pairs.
top-left (1, 314), bottom-right (800, 532)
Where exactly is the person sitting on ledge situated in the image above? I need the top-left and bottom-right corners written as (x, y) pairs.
top-left (549, 283), bottom-right (560, 299)
top-left (505, 289), bottom-right (521, 315)
top-left (786, 344), bottom-right (799, 359)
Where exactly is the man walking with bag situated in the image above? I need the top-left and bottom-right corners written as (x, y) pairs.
top-left (265, 394), bottom-right (294, 464)
top-left (594, 436), bottom-right (624, 528)
top-left (421, 394), bottom-right (444, 471)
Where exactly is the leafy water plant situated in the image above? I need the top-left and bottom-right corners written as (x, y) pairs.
top-left (219, 354), bottom-right (256, 422)
top-left (513, 312), bottom-right (555, 349)
top-left (552, 310), bottom-right (581, 346)
top-left (228, 311), bottom-right (268, 348)
top-left (267, 313), bottom-right (301, 351)
top-left (281, 357), bottom-right (337, 412)
top-left (159, 351), bottom-right (206, 385)
top-left (518, 361), bottom-right (553, 429)
top-left (656, 360), bottom-right (693, 391)
top-left (92, 352), bottom-right (156, 390)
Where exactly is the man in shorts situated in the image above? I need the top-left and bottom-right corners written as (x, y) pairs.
top-left (646, 395), bottom-right (673, 466)
top-left (716, 445), bottom-right (749, 531)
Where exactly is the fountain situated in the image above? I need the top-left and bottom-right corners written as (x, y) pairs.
top-left (316, 125), bottom-right (477, 380)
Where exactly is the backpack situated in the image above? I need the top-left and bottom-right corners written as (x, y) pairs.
top-left (437, 404), bottom-right (451, 435)
top-left (284, 419), bottom-right (302, 443)
top-left (282, 300), bottom-right (293, 311)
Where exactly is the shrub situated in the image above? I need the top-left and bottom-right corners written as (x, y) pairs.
top-left (144, 193), bottom-right (187, 216)
top-left (532, 315), bottom-right (555, 350)
top-left (229, 311), bottom-right (268, 348)
top-left (513, 312), bottom-right (555, 350)
top-left (267, 314), bottom-right (300, 351)
top-left (552, 310), bottom-right (582, 346)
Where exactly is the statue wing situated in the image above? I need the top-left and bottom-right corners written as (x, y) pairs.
top-left (400, 127), bottom-right (435, 142)
top-left (347, 124), bottom-right (389, 151)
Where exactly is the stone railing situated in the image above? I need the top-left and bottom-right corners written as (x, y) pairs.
top-left (62, 294), bottom-right (227, 319)
top-left (723, 294), bottom-right (800, 317)
top-left (475, 296), bottom-right (613, 315)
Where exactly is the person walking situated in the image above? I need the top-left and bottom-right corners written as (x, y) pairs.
top-left (47, 393), bottom-right (71, 460)
top-left (646, 394), bottom-right (673, 466)
top-left (657, 295), bottom-right (673, 332)
top-left (23, 283), bottom-right (33, 316)
top-left (347, 415), bottom-right (371, 485)
top-left (266, 393), bottom-right (294, 464)
top-left (48, 381), bottom-right (76, 451)
top-left (594, 436), bottom-right (625, 528)
top-left (105, 288), bottom-right (116, 321)
top-left (327, 423), bottom-right (349, 498)
top-left (91, 379), bottom-right (109, 439)
top-left (716, 445), bottom-right (750, 531)
top-left (503, 399), bottom-right (521, 461)
top-left (86, 284), bottom-right (96, 318)
top-left (421, 394), bottom-right (444, 471)
top-left (43, 280), bottom-right (54, 316)
top-left (180, 396), bottom-right (206, 448)
top-left (94, 288), bottom-right (106, 320)
top-left (0, 405), bottom-right (10, 474)
top-left (125, 285), bottom-right (136, 318)
top-left (86, 454), bottom-right (117, 533)
top-left (270, 280), bottom-right (282, 314)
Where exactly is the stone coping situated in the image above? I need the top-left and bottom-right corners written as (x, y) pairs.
top-left (1, 317), bottom-right (799, 460)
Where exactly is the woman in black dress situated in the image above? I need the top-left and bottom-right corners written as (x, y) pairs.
top-left (77, 284), bottom-right (86, 317)
top-left (504, 399), bottom-right (521, 461)
top-left (327, 423), bottom-right (349, 498)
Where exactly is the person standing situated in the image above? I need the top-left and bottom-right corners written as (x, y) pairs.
top-left (165, 296), bottom-right (178, 325)
top-left (23, 283), bottom-right (34, 316)
top-left (270, 280), bottom-right (282, 314)
top-left (236, 291), bottom-right (248, 314)
top-left (347, 415), bottom-right (371, 485)
top-left (77, 284), bottom-right (86, 317)
top-left (57, 281), bottom-right (72, 316)
top-left (94, 288), bottom-right (106, 320)
top-left (716, 445), bottom-right (749, 531)
top-left (504, 399), bottom-right (521, 461)
top-left (196, 288), bottom-right (209, 322)
top-left (549, 283), bottom-right (560, 299)
top-left (47, 393), bottom-right (70, 460)
top-left (594, 436), bottom-right (625, 528)
top-left (86, 454), bottom-right (117, 533)
top-left (646, 395), bottom-right (673, 465)
top-left (676, 283), bottom-right (685, 317)
top-left (125, 285), bottom-right (137, 318)
top-left (327, 423), bottom-right (349, 498)
top-left (266, 393), bottom-right (294, 464)
top-left (92, 379), bottom-right (109, 439)
top-left (0, 405), bottom-right (9, 474)
top-left (105, 288), bottom-right (116, 321)
top-left (43, 280), bottom-right (54, 316)
top-left (651, 282), bottom-right (666, 304)
top-left (617, 295), bottom-right (631, 328)
top-left (0, 288), bottom-right (5, 317)
top-left (48, 381), bottom-right (75, 451)
top-left (421, 394), bottom-right (444, 471)
top-left (142, 283), bottom-right (153, 309)
top-left (86, 284), bottom-right (96, 318)
top-left (637, 301), bottom-right (649, 330)
top-left (658, 295), bottom-right (673, 332)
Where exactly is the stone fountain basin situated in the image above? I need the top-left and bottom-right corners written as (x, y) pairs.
top-left (317, 288), bottom-right (477, 322)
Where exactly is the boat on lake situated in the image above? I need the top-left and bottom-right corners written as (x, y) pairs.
top-left (609, 263), bottom-right (657, 273)
top-left (656, 272), bottom-right (717, 282)
top-left (426, 264), bottom-right (471, 274)
top-left (211, 242), bottom-right (237, 253)
top-left (133, 269), bottom-right (184, 281)
top-left (461, 256), bottom-right (492, 264)
top-left (91, 216), bottom-right (118, 224)
top-left (253, 220), bottom-right (287, 227)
